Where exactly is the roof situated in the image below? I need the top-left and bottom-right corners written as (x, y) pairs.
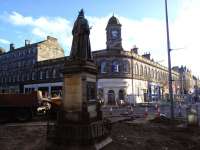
top-left (107, 15), bottom-right (121, 26)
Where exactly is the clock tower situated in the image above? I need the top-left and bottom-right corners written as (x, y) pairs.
top-left (106, 15), bottom-right (122, 50)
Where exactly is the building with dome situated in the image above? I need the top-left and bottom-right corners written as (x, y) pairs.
top-left (93, 15), bottom-right (180, 105)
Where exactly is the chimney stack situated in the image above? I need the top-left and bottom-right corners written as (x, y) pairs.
top-left (131, 45), bottom-right (138, 54)
top-left (25, 40), bottom-right (31, 46)
top-left (142, 53), bottom-right (151, 60)
top-left (10, 43), bottom-right (15, 51)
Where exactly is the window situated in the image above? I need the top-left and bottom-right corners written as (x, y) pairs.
top-left (144, 66), bottom-right (147, 76)
top-left (27, 73), bottom-right (29, 81)
top-left (123, 60), bottom-right (130, 73)
top-left (22, 75), bottom-right (24, 81)
top-left (151, 69), bottom-right (154, 78)
top-left (46, 70), bottom-right (49, 79)
top-left (140, 65), bottom-right (143, 76)
top-left (135, 63), bottom-right (139, 75)
top-left (53, 69), bottom-right (56, 78)
top-left (101, 61), bottom-right (109, 73)
top-left (32, 59), bottom-right (36, 65)
top-left (112, 60), bottom-right (120, 73)
top-left (17, 74), bottom-right (20, 81)
top-left (40, 71), bottom-right (43, 80)
top-left (32, 72), bottom-right (35, 80)
top-left (59, 73), bottom-right (63, 78)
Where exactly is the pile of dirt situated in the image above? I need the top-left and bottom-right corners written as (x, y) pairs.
top-left (103, 121), bottom-right (200, 150)
top-left (149, 115), bottom-right (185, 125)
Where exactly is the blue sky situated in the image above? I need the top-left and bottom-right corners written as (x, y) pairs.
top-left (0, 0), bottom-right (200, 76)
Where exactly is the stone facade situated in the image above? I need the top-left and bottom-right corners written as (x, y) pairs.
top-left (0, 36), bottom-right (64, 95)
top-left (172, 66), bottom-right (197, 95)
top-left (37, 36), bottom-right (64, 62)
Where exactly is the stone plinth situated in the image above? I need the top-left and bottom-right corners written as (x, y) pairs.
top-left (61, 60), bottom-right (99, 122)
top-left (46, 119), bottom-right (112, 150)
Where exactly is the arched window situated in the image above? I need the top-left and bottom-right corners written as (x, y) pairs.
top-left (101, 61), bottom-right (108, 73)
top-left (156, 71), bottom-right (159, 80)
top-left (151, 69), bottom-right (154, 78)
top-left (157, 71), bottom-right (160, 80)
top-left (144, 66), bottom-right (147, 76)
top-left (123, 60), bottom-right (130, 73)
top-left (112, 60), bottom-right (120, 73)
top-left (154, 70), bottom-right (156, 80)
top-left (107, 90), bottom-right (115, 105)
top-left (148, 68), bottom-right (151, 77)
top-left (140, 65), bottom-right (143, 76)
top-left (119, 89), bottom-right (126, 100)
top-left (135, 63), bottom-right (139, 75)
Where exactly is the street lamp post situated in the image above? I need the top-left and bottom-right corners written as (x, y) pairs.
top-left (165, 0), bottom-right (174, 119)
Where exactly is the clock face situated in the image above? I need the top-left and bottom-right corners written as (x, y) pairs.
top-left (111, 30), bottom-right (119, 39)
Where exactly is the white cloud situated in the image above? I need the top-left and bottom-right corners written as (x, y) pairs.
top-left (0, 38), bottom-right (10, 44)
top-left (87, 15), bottom-right (110, 50)
top-left (170, 0), bottom-right (200, 76)
top-left (7, 12), bottom-right (73, 55)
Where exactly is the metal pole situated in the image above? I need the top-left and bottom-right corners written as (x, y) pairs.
top-left (165, 0), bottom-right (174, 119)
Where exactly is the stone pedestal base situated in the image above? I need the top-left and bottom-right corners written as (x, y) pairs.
top-left (46, 120), bottom-right (112, 150)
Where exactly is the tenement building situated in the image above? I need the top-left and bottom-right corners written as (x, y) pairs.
top-left (93, 15), bottom-right (179, 104)
top-left (0, 36), bottom-right (64, 96)
top-left (172, 66), bottom-right (197, 95)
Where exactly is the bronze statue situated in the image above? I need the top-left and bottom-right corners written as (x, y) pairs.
top-left (70, 9), bottom-right (92, 60)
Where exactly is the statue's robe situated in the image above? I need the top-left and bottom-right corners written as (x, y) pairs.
top-left (70, 15), bottom-right (92, 60)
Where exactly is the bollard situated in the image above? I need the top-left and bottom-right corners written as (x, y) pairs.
top-left (187, 106), bottom-right (199, 127)
top-left (109, 106), bottom-right (113, 115)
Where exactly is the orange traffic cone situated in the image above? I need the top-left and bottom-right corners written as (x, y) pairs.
top-left (156, 106), bottom-right (160, 118)
top-left (144, 106), bottom-right (148, 118)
